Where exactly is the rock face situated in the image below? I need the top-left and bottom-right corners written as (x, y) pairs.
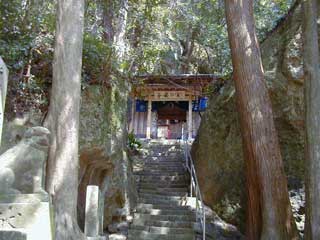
top-left (192, 4), bottom-right (305, 229)
top-left (78, 83), bottom-right (137, 231)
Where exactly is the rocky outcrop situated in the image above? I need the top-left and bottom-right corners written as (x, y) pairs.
top-left (78, 83), bottom-right (137, 231)
top-left (192, 3), bottom-right (305, 230)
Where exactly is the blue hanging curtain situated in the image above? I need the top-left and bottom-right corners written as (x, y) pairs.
top-left (199, 97), bottom-right (208, 111)
top-left (136, 100), bottom-right (147, 112)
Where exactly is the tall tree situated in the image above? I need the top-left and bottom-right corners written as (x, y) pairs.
top-left (224, 0), bottom-right (298, 239)
top-left (45, 0), bottom-right (85, 239)
top-left (302, 0), bottom-right (320, 239)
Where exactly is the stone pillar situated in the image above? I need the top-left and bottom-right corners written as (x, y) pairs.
top-left (85, 185), bottom-right (100, 237)
top-left (188, 99), bottom-right (193, 140)
top-left (0, 57), bottom-right (8, 146)
top-left (146, 99), bottom-right (152, 139)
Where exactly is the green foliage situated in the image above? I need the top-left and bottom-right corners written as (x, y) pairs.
top-left (126, 0), bottom-right (294, 76)
top-left (82, 33), bottom-right (112, 82)
top-left (254, 0), bottom-right (294, 40)
top-left (0, 1), bottom-right (55, 71)
top-left (128, 131), bottom-right (142, 150)
top-left (0, 0), bottom-right (295, 94)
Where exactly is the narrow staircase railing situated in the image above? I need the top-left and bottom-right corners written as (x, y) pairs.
top-left (182, 137), bottom-right (206, 240)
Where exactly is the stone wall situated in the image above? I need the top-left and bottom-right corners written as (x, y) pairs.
top-left (191, 4), bottom-right (305, 229)
top-left (78, 81), bottom-right (137, 231)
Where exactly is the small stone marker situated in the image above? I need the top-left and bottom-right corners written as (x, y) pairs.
top-left (85, 185), bottom-right (106, 240)
top-left (85, 185), bottom-right (100, 237)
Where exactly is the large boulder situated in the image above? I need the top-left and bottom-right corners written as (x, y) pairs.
top-left (78, 83), bottom-right (137, 231)
top-left (192, 3), bottom-right (305, 229)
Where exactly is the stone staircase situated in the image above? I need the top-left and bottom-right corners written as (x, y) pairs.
top-left (129, 141), bottom-right (197, 240)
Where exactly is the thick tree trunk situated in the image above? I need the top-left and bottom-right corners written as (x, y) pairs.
top-left (114, 0), bottom-right (128, 60)
top-left (302, 0), bottom-right (320, 239)
top-left (101, 0), bottom-right (114, 43)
top-left (224, 1), bottom-right (298, 239)
top-left (45, 0), bottom-right (85, 239)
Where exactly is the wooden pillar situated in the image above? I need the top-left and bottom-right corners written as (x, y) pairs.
top-left (0, 57), bottom-right (8, 146)
top-left (146, 99), bottom-right (152, 139)
top-left (188, 99), bottom-right (193, 140)
top-left (129, 98), bottom-right (135, 133)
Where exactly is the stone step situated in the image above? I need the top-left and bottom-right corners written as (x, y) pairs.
top-left (135, 170), bottom-right (187, 175)
top-left (142, 165), bottom-right (185, 169)
top-left (133, 213), bottom-right (196, 222)
top-left (130, 225), bottom-right (194, 235)
top-left (139, 187), bottom-right (188, 193)
top-left (140, 167), bottom-right (186, 172)
top-left (139, 175), bottom-right (190, 183)
top-left (129, 143), bottom-right (197, 240)
top-left (136, 208), bottom-right (194, 216)
top-left (139, 182), bottom-right (189, 187)
top-left (146, 148), bottom-right (183, 151)
top-left (145, 153), bottom-right (183, 157)
top-left (136, 203), bottom-right (191, 211)
top-left (139, 182), bottom-right (189, 188)
top-left (143, 161), bottom-right (184, 165)
top-left (144, 156), bottom-right (184, 161)
top-left (135, 173), bottom-right (188, 178)
top-left (128, 230), bottom-right (195, 240)
top-left (138, 198), bottom-right (189, 206)
top-left (132, 219), bottom-right (195, 228)
top-left (139, 193), bottom-right (186, 201)
top-left (147, 150), bottom-right (183, 153)
top-left (138, 183), bottom-right (189, 189)
top-left (139, 190), bottom-right (187, 197)
top-left (143, 165), bottom-right (187, 172)
top-left (146, 156), bottom-right (183, 159)
top-left (138, 175), bottom-right (189, 181)
top-left (145, 159), bottom-right (184, 163)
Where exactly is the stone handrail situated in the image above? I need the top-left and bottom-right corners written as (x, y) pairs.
top-left (182, 138), bottom-right (206, 240)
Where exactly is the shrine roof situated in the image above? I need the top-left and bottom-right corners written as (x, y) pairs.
top-left (132, 74), bottom-right (219, 87)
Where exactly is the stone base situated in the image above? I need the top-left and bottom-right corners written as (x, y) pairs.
top-left (0, 193), bottom-right (54, 240)
top-left (87, 236), bottom-right (107, 240)
top-left (0, 229), bottom-right (27, 240)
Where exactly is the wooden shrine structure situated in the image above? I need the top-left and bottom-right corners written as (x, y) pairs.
top-left (129, 74), bottom-right (217, 140)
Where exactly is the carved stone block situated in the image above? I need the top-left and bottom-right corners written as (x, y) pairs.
top-left (0, 127), bottom-right (50, 194)
top-left (0, 230), bottom-right (27, 240)
top-left (0, 194), bottom-right (54, 240)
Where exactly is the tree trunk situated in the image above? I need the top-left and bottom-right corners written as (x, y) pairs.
top-left (101, 0), bottom-right (114, 43)
top-left (45, 0), bottom-right (85, 239)
top-left (302, 0), bottom-right (320, 239)
top-left (224, 1), bottom-right (298, 239)
top-left (114, 0), bottom-right (128, 60)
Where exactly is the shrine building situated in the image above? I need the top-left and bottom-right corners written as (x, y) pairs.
top-left (129, 74), bottom-right (217, 140)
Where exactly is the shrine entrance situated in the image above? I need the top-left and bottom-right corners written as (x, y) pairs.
top-left (129, 74), bottom-right (217, 139)
top-left (156, 102), bottom-right (186, 139)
